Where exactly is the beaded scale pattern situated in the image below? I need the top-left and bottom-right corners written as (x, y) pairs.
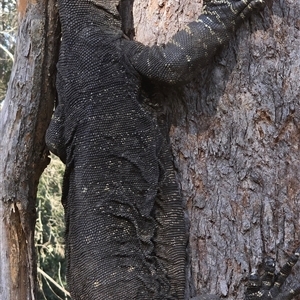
top-left (44, 0), bottom-right (298, 299)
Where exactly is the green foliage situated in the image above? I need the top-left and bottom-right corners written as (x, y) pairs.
top-left (36, 154), bottom-right (70, 300)
top-left (0, 0), bottom-right (17, 101)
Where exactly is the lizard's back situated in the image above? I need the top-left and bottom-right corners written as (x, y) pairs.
top-left (46, 24), bottom-right (187, 300)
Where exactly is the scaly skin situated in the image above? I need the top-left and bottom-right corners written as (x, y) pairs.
top-left (46, 0), bottom-right (266, 299)
top-left (244, 248), bottom-right (300, 300)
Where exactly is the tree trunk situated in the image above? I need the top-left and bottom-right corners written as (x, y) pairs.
top-left (1, 0), bottom-right (299, 299)
top-left (133, 0), bottom-right (300, 299)
top-left (0, 0), bottom-right (59, 298)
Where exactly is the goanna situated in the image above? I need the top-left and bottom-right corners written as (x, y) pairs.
top-left (43, 0), bottom-right (289, 299)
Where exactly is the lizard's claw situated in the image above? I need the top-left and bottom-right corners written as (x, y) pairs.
top-left (249, 0), bottom-right (266, 10)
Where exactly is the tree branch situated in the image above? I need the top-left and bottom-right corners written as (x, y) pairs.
top-left (37, 267), bottom-right (70, 297)
top-left (0, 44), bottom-right (14, 61)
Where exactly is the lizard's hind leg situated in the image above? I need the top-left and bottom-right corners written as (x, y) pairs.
top-left (245, 248), bottom-right (300, 300)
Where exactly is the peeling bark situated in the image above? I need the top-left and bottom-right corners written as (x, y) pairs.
top-left (0, 1), bottom-right (59, 298)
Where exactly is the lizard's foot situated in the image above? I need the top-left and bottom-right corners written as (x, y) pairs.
top-left (203, 0), bottom-right (265, 29)
top-left (245, 248), bottom-right (300, 300)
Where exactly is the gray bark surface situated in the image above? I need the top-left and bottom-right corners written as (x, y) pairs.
top-left (0, 1), bottom-right (59, 299)
top-left (133, 0), bottom-right (300, 299)
top-left (47, 0), bottom-right (263, 299)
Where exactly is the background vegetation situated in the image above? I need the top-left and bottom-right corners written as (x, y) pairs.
top-left (1, 1), bottom-right (68, 298)
top-left (36, 155), bottom-right (69, 300)
top-left (0, 0), bottom-right (16, 101)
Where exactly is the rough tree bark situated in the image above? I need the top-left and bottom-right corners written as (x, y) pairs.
top-left (132, 0), bottom-right (300, 299)
top-left (0, 0), bottom-right (59, 298)
top-left (1, 0), bottom-right (299, 299)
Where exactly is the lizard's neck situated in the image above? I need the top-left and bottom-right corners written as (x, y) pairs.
top-left (58, 0), bottom-right (122, 37)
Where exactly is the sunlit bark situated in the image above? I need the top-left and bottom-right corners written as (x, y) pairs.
top-left (0, 0), bottom-right (59, 298)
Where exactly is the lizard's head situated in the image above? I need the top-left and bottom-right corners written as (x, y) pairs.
top-left (88, 0), bottom-right (121, 18)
